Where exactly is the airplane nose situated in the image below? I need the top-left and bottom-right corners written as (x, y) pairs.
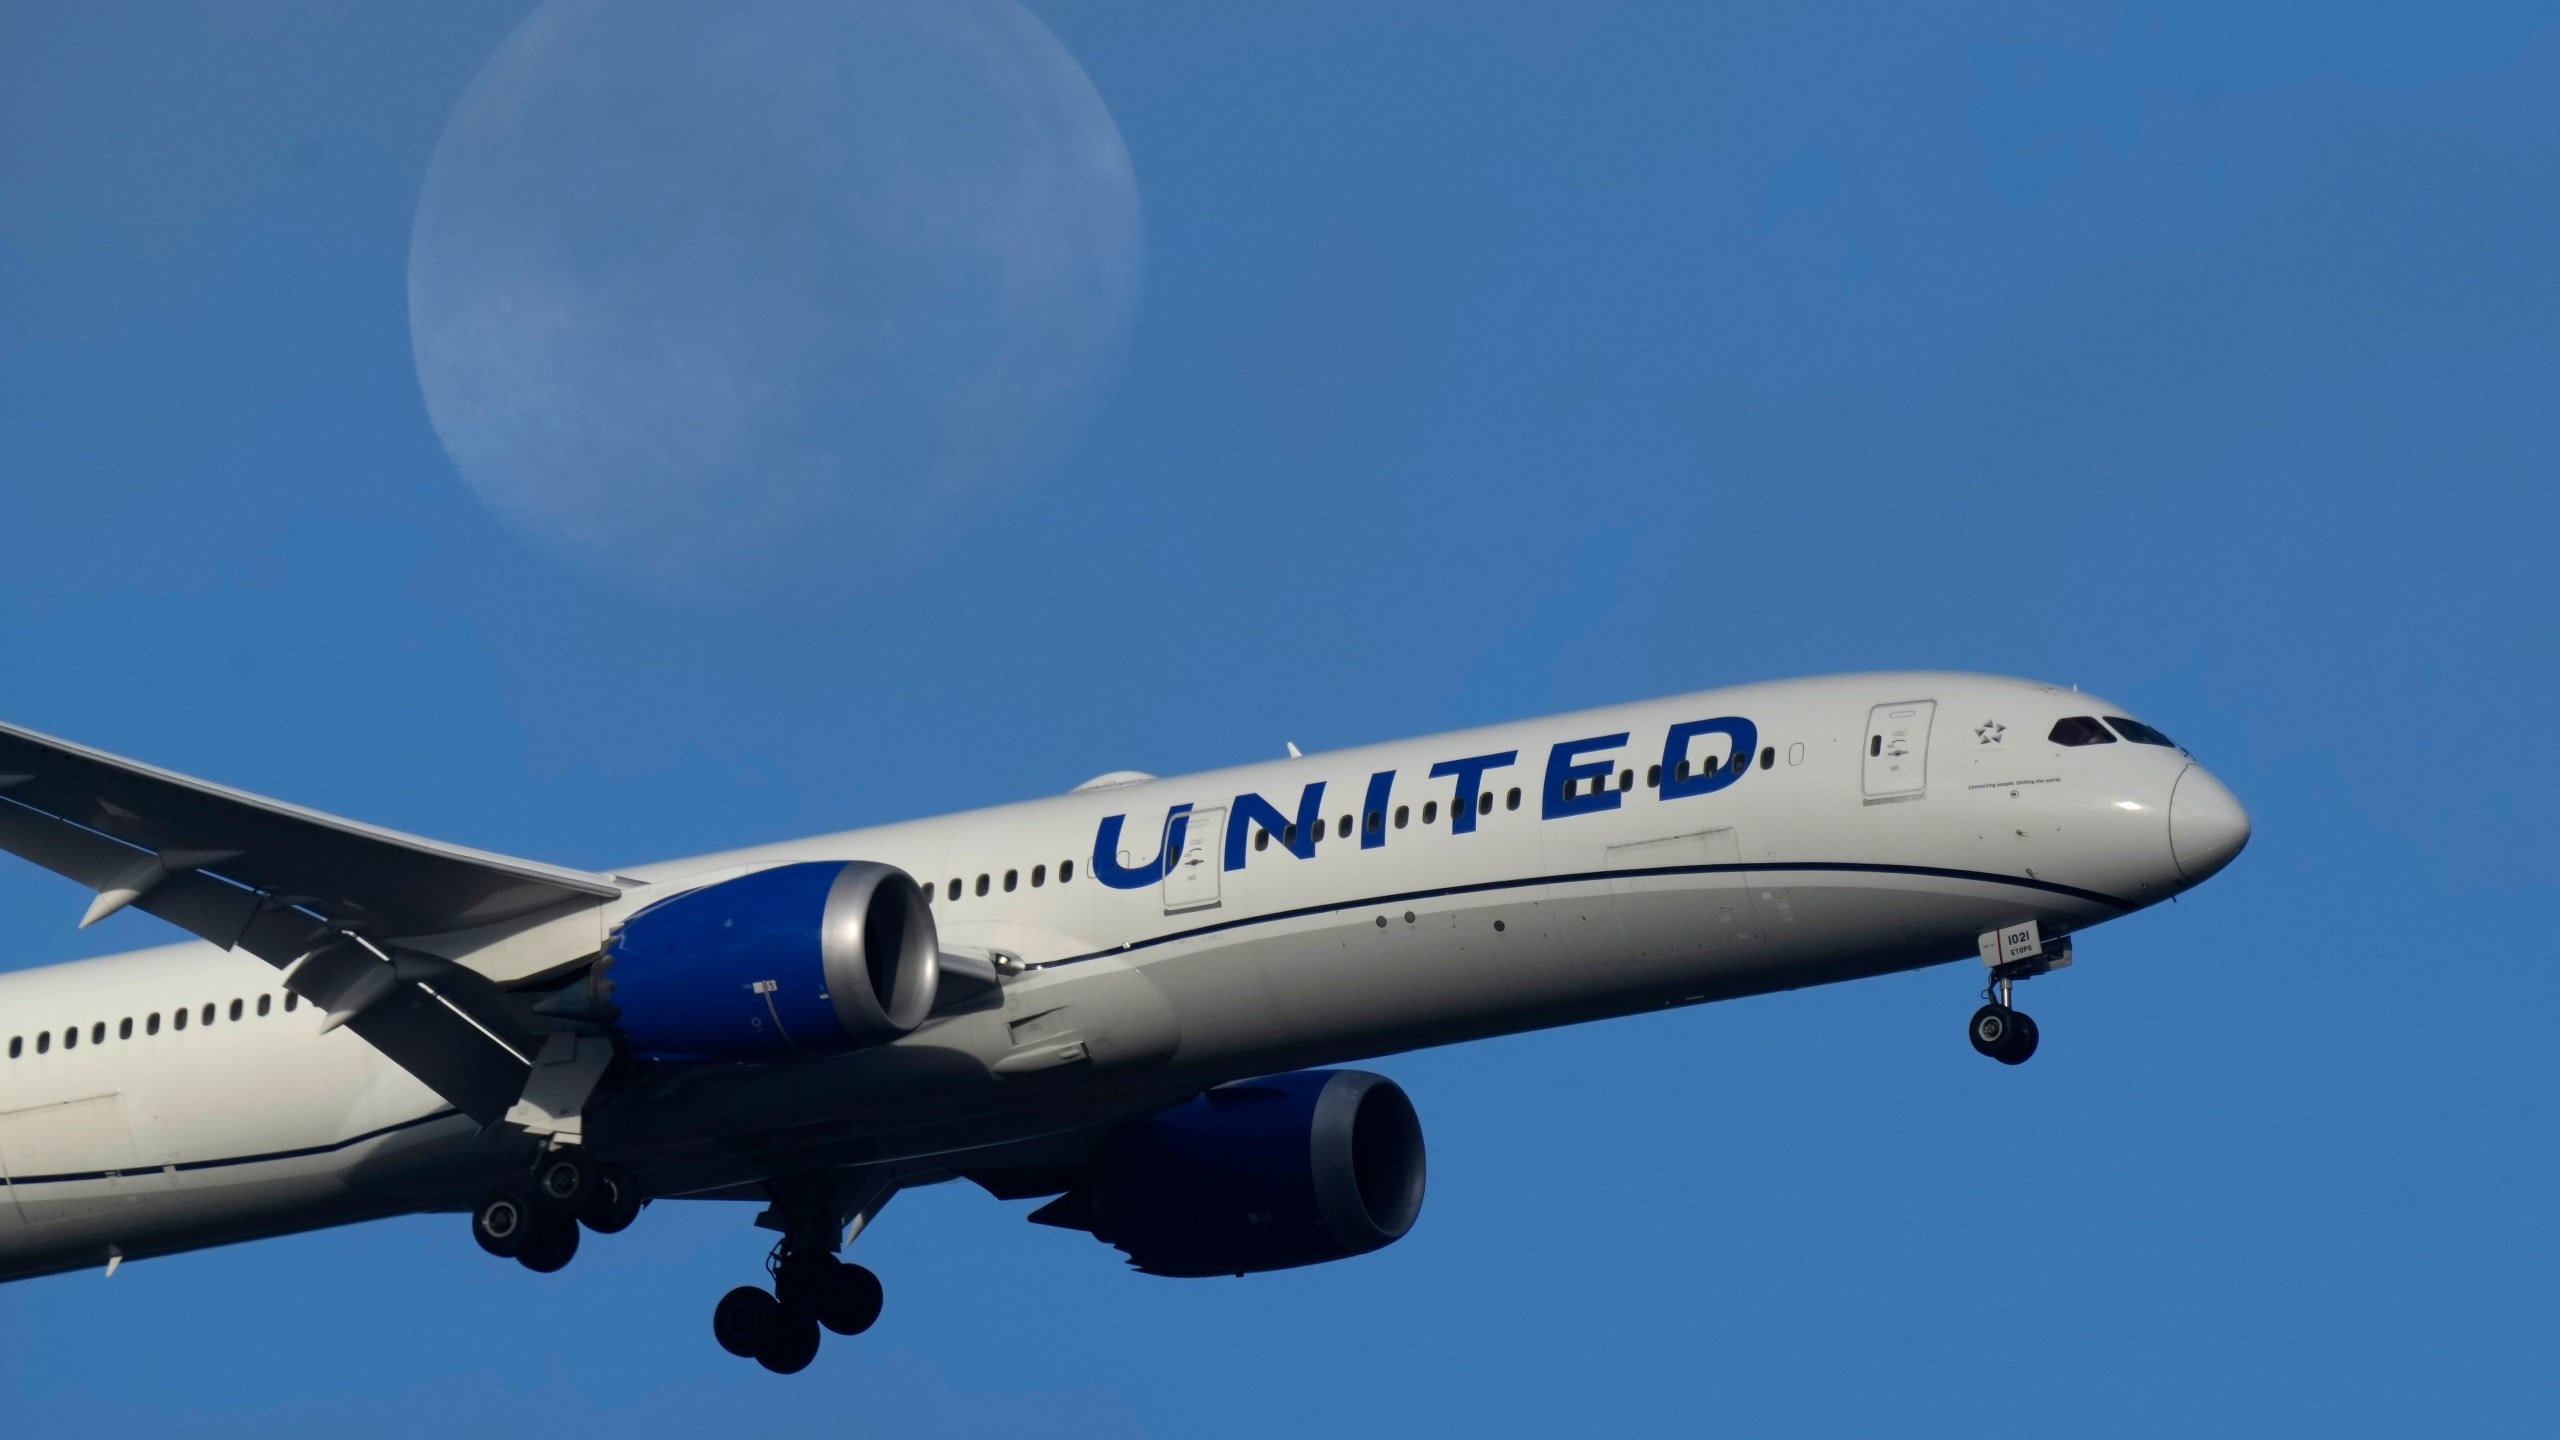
top-left (2168, 765), bottom-right (2251, 883)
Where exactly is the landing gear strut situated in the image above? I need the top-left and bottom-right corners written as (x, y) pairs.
top-left (471, 1148), bottom-right (642, 1273)
top-left (710, 1170), bottom-right (897, 1374)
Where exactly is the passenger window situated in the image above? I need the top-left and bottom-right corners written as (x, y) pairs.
top-left (120, 1017), bottom-right (133, 1038)
top-left (283, 993), bottom-right (297, 1012)
top-left (202, 1003), bottom-right (215, 1026)
top-left (1478, 791), bottom-right (1493, 816)
top-left (1338, 815), bottom-right (1352, 839)
top-left (1060, 859), bottom-right (1075, 883)
top-left (975, 874), bottom-right (989, 897)
top-left (229, 999), bottom-right (243, 1022)
top-left (2048, 716), bottom-right (2116, 747)
top-left (1367, 810), bottom-right (1383, 834)
top-left (1423, 801), bottom-right (1438, 825)
top-left (36, 1032), bottom-right (49, 1054)
top-left (175, 1008), bottom-right (188, 1031)
top-left (1619, 769), bottom-right (1633, 791)
top-left (1283, 823), bottom-right (1297, 846)
top-left (1004, 869), bottom-right (1018, 892)
top-left (91, 1021), bottom-right (105, 1044)
top-left (64, 1027), bottom-right (77, 1050)
top-left (257, 995), bottom-right (271, 1017)
top-left (148, 1012), bottom-right (161, 1035)
top-left (1254, 828), bottom-right (1270, 851)
top-left (1394, 806), bottom-right (1409, 829)
top-left (2105, 716), bottom-right (2179, 747)
top-left (1870, 735), bottom-right (1882, 757)
top-left (1506, 787), bottom-right (1521, 810)
top-left (948, 878), bottom-right (962, 901)
top-left (1676, 760), bottom-right (1690, 781)
top-left (1760, 747), bottom-right (1775, 770)
top-left (1646, 764), bottom-right (1660, 788)
top-left (1031, 864), bottom-right (1046, 887)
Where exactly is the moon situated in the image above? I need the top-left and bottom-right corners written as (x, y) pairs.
top-left (408, 0), bottom-right (1142, 605)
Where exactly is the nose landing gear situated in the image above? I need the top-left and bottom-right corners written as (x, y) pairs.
top-left (1968, 924), bottom-right (2070, 1066)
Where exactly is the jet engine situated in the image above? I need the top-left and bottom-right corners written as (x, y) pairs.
top-left (594, 860), bottom-right (939, 1062)
top-left (1033, 1069), bottom-right (1427, 1276)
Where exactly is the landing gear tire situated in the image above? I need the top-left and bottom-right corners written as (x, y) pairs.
top-left (516, 1214), bottom-right (581, 1273)
top-left (755, 1315), bottom-right (823, 1374)
top-left (817, 1262), bottom-right (884, 1336)
top-left (533, 1148), bottom-right (600, 1218)
top-left (471, 1188), bottom-right (536, 1258)
top-left (1969, 1003), bottom-right (2039, 1065)
top-left (714, 1285), bottom-right (782, 1359)
top-left (580, 1163), bottom-right (643, 1234)
top-left (775, 1251), bottom-right (884, 1336)
top-left (2008, 1010), bottom-right (2040, 1063)
top-left (714, 1285), bottom-right (820, 1370)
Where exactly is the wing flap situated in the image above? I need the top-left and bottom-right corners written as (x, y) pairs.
top-left (0, 722), bottom-right (621, 1127)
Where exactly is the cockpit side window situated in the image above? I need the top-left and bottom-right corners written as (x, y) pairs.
top-left (2104, 716), bottom-right (2178, 747)
top-left (2048, 716), bottom-right (2115, 747)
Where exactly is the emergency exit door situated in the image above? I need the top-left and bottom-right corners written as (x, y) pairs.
top-left (1863, 701), bottom-right (1935, 799)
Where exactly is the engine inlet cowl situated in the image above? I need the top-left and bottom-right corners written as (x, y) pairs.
top-left (595, 861), bottom-right (939, 1063)
top-left (1032, 1069), bottom-right (1427, 1277)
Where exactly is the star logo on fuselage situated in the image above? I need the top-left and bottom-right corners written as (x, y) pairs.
top-left (1976, 720), bottom-right (2006, 745)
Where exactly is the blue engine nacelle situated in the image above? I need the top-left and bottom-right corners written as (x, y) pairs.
top-left (1034, 1070), bottom-right (1428, 1277)
top-left (594, 860), bottom-right (940, 1062)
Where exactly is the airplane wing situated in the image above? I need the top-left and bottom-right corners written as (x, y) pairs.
top-left (0, 719), bottom-right (626, 1123)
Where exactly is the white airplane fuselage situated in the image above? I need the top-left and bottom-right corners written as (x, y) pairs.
top-left (0, 672), bottom-right (2248, 1282)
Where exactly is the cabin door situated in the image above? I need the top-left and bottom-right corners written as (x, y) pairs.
top-left (1162, 806), bottom-right (1224, 913)
top-left (1862, 700), bottom-right (1935, 800)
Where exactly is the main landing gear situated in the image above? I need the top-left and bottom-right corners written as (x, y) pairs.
top-left (710, 1171), bottom-right (898, 1375)
top-left (713, 1249), bottom-right (886, 1374)
top-left (470, 1148), bottom-right (644, 1273)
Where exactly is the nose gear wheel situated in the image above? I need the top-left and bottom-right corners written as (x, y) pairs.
top-left (1968, 1002), bottom-right (2039, 1065)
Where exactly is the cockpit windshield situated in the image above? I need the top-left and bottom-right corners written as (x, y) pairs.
top-left (2047, 716), bottom-right (2115, 747)
top-left (2104, 716), bottom-right (2178, 748)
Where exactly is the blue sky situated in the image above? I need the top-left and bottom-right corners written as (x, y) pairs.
top-left (4, 2), bottom-right (2558, 1435)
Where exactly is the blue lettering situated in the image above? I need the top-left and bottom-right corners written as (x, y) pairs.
top-left (1543, 733), bottom-right (1628, 819)
top-left (1360, 770), bottom-right (1395, 850)
top-left (1660, 717), bottom-right (1758, 799)
top-left (1226, 781), bottom-right (1327, 870)
top-left (1091, 804), bottom-right (1192, 889)
top-left (1428, 750), bottom-right (1517, 834)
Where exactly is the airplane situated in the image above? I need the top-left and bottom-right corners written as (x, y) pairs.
top-left (0, 670), bottom-right (2247, 1373)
